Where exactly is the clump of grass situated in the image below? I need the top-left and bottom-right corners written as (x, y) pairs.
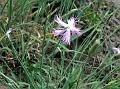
top-left (0, 0), bottom-right (120, 89)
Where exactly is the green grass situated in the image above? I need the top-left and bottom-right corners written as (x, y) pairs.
top-left (0, 0), bottom-right (120, 89)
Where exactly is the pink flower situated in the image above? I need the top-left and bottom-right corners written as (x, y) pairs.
top-left (52, 16), bottom-right (83, 45)
top-left (112, 47), bottom-right (120, 54)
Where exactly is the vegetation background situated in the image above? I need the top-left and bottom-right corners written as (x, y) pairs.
top-left (0, 0), bottom-right (120, 89)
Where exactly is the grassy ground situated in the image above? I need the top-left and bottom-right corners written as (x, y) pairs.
top-left (0, 0), bottom-right (120, 89)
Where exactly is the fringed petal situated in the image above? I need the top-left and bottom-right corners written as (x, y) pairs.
top-left (62, 29), bottom-right (71, 45)
top-left (112, 47), bottom-right (120, 54)
top-left (54, 16), bottom-right (68, 27)
top-left (52, 29), bottom-right (65, 36)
